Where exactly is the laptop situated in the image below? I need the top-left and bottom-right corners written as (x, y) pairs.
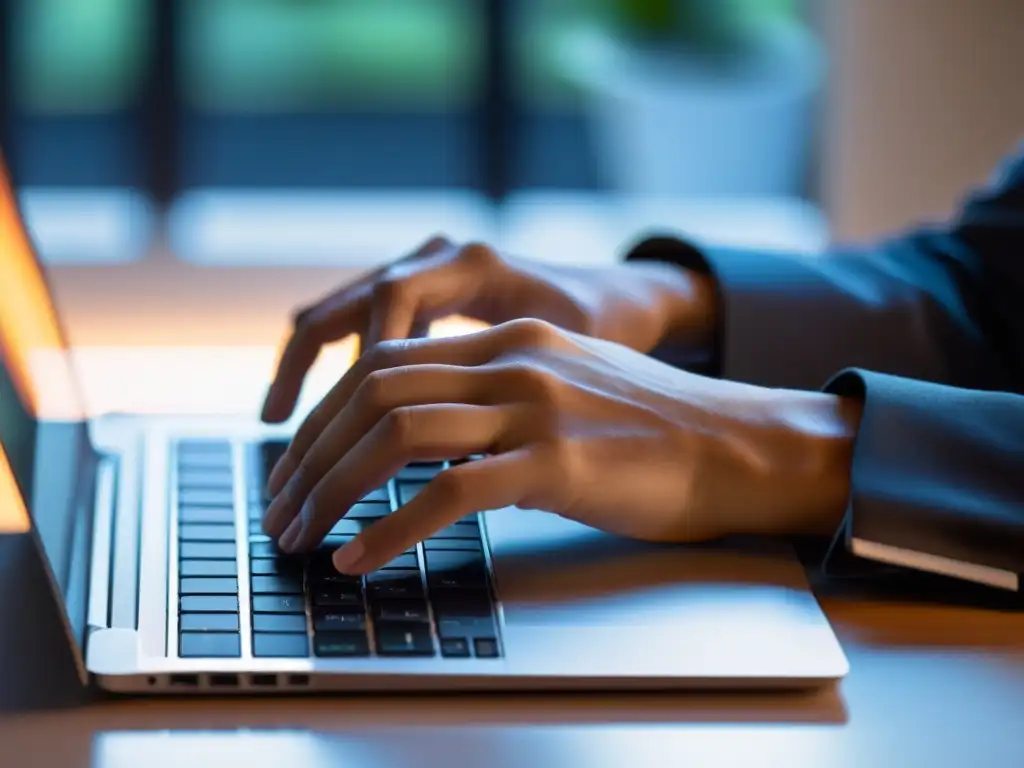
top-left (0, 150), bottom-right (848, 695)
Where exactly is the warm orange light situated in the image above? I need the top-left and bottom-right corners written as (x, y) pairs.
top-left (0, 157), bottom-right (82, 419)
top-left (0, 442), bottom-right (30, 534)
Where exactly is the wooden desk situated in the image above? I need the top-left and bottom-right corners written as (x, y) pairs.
top-left (1, 262), bottom-right (1022, 768)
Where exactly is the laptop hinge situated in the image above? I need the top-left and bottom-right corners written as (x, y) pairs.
top-left (86, 454), bottom-right (118, 631)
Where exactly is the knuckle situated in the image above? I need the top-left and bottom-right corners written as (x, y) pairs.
top-left (505, 362), bottom-right (564, 405)
top-left (457, 241), bottom-right (501, 269)
top-left (364, 337), bottom-right (404, 368)
top-left (503, 317), bottom-right (562, 350)
top-left (357, 369), bottom-right (391, 408)
top-left (372, 275), bottom-right (408, 306)
top-left (381, 406), bottom-right (419, 447)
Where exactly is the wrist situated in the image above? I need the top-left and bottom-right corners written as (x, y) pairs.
top-left (629, 262), bottom-right (718, 350)
top-left (750, 391), bottom-right (864, 537)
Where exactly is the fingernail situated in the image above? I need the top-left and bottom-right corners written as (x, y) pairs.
top-left (266, 453), bottom-right (295, 497)
top-left (261, 495), bottom-right (289, 537)
top-left (278, 516), bottom-right (302, 553)
top-left (332, 539), bottom-right (365, 574)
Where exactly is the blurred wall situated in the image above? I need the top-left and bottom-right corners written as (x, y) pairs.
top-left (823, 0), bottom-right (1024, 242)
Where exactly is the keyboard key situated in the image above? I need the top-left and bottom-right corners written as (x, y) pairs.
top-left (431, 592), bottom-right (493, 618)
top-left (253, 613), bottom-right (308, 633)
top-left (381, 553), bottom-right (419, 570)
top-left (374, 623), bottom-right (434, 656)
top-left (366, 571), bottom-right (424, 600)
top-left (180, 595), bottom-right (238, 612)
top-left (436, 616), bottom-right (497, 639)
top-left (398, 463), bottom-right (443, 481)
top-left (249, 520), bottom-right (268, 536)
top-left (180, 542), bottom-right (236, 560)
top-left (250, 541), bottom-right (283, 558)
top-left (251, 575), bottom-right (303, 595)
top-left (474, 638), bottom-right (500, 658)
top-left (344, 502), bottom-right (391, 520)
top-left (179, 612), bottom-right (239, 632)
top-left (361, 486), bottom-right (390, 504)
top-left (179, 440), bottom-right (231, 455)
top-left (313, 611), bottom-right (367, 632)
top-left (424, 538), bottom-right (482, 551)
top-left (179, 506), bottom-right (236, 525)
top-left (424, 551), bottom-right (488, 589)
top-left (253, 633), bottom-right (309, 658)
top-left (252, 595), bottom-right (306, 613)
top-left (308, 569), bottom-right (362, 586)
top-left (431, 524), bottom-right (480, 540)
top-left (397, 482), bottom-right (429, 505)
top-left (440, 637), bottom-right (470, 658)
top-left (179, 559), bottom-right (237, 577)
top-left (178, 468), bottom-right (233, 490)
top-left (179, 524), bottom-right (236, 542)
top-left (315, 631), bottom-right (370, 657)
top-left (250, 558), bottom-right (301, 577)
top-left (328, 518), bottom-right (368, 536)
top-left (311, 586), bottom-right (363, 608)
top-left (179, 632), bottom-right (241, 658)
top-left (179, 577), bottom-right (238, 595)
top-left (371, 600), bottom-right (430, 622)
top-left (178, 488), bottom-right (235, 507)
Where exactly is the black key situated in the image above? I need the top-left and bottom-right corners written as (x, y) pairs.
top-left (178, 468), bottom-right (233, 490)
top-left (180, 595), bottom-right (238, 612)
top-left (180, 559), bottom-right (237, 577)
top-left (361, 486), bottom-right (390, 504)
top-left (424, 538), bottom-right (482, 552)
top-left (344, 502), bottom-right (391, 520)
top-left (431, 524), bottom-right (480, 539)
top-left (398, 463), bottom-right (442, 481)
top-left (252, 595), bottom-right (306, 613)
top-left (435, 616), bottom-right (497, 640)
top-left (251, 575), bottom-right (303, 595)
top-left (179, 524), bottom-right (236, 542)
top-left (313, 611), bottom-right (367, 632)
top-left (381, 553), bottom-right (419, 570)
top-left (371, 600), bottom-right (429, 622)
top-left (179, 632), bottom-right (241, 658)
top-left (308, 569), bottom-right (362, 586)
top-left (474, 638), bottom-right (500, 658)
top-left (312, 585), bottom-right (363, 608)
top-left (440, 637), bottom-right (470, 658)
top-left (253, 613), bottom-right (308, 633)
top-left (328, 518), bottom-right (367, 536)
top-left (178, 488), bottom-right (235, 507)
top-left (424, 551), bottom-right (487, 589)
top-left (431, 591), bottom-right (493, 617)
top-left (250, 541), bottom-right (281, 558)
top-left (250, 558), bottom-right (300, 577)
top-left (180, 542), bottom-right (235, 560)
top-left (179, 577), bottom-right (238, 595)
top-left (397, 482), bottom-right (429, 505)
top-left (374, 623), bottom-right (434, 656)
top-left (366, 570), bottom-right (424, 600)
top-left (179, 506), bottom-right (236, 525)
top-left (315, 631), bottom-right (370, 657)
top-left (179, 612), bottom-right (239, 632)
top-left (253, 633), bottom-right (309, 658)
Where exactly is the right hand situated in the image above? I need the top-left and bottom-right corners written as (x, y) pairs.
top-left (261, 235), bottom-right (717, 423)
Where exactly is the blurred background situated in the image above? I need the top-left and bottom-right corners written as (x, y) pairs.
top-left (0, 0), bottom-right (1022, 410)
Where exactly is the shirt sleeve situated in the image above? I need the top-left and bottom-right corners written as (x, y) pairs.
top-left (624, 147), bottom-right (1024, 591)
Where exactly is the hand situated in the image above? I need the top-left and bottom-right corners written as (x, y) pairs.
top-left (261, 235), bottom-right (717, 422)
top-left (261, 319), bottom-right (861, 574)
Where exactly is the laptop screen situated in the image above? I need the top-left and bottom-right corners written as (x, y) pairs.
top-left (0, 151), bottom-right (93, 656)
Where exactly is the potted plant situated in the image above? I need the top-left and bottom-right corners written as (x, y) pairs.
top-left (560, 0), bottom-right (823, 196)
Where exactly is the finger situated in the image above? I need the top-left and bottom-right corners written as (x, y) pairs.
top-left (278, 404), bottom-right (516, 553)
top-left (266, 322), bottom-right (535, 496)
top-left (331, 449), bottom-right (536, 574)
top-left (261, 235), bottom-right (453, 423)
top-left (262, 363), bottom-right (520, 537)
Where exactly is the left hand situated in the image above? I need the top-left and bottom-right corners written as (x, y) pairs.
top-left (261, 319), bottom-right (860, 574)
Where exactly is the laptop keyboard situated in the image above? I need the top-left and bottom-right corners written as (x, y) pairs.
top-left (175, 440), bottom-right (502, 661)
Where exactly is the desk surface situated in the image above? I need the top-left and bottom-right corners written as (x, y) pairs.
top-left (2, 261), bottom-right (1023, 768)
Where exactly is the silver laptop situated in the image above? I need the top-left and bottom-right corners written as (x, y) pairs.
top-left (0, 151), bottom-right (848, 696)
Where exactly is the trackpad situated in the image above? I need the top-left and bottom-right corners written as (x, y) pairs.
top-left (484, 507), bottom-right (816, 627)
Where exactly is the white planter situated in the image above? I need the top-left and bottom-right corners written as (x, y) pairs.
top-left (561, 21), bottom-right (824, 196)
